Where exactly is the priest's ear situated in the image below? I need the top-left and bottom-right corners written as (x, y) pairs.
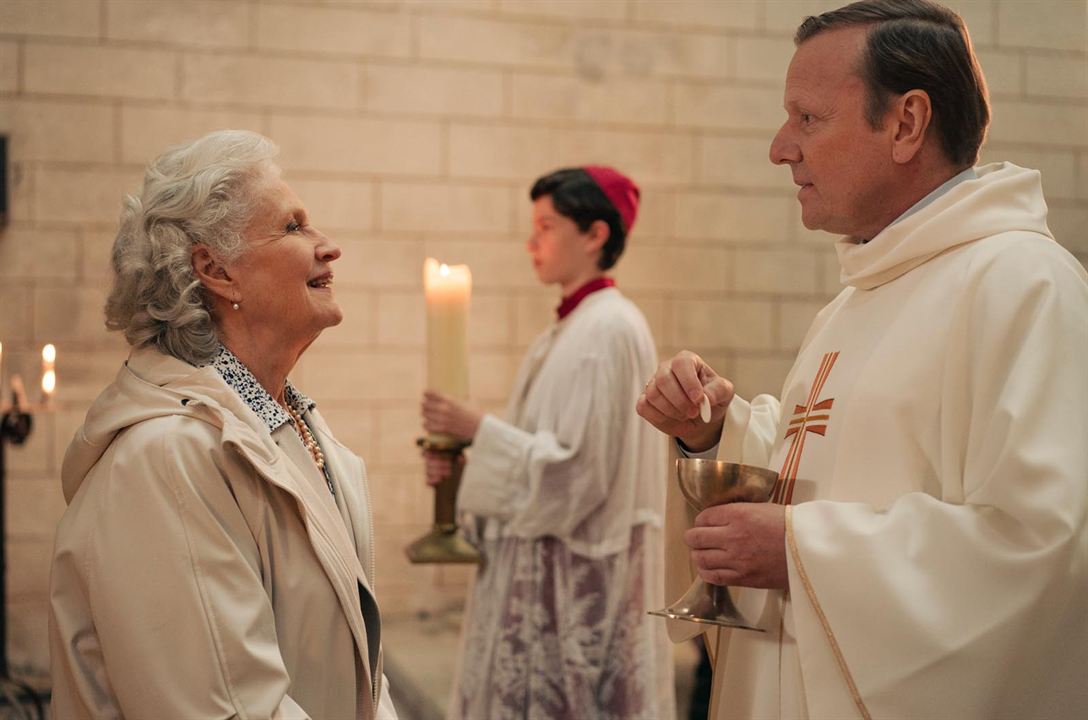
top-left (191, 244), bottom-right (238, 307)
top-left (889, 89), bottom-right (933, 165)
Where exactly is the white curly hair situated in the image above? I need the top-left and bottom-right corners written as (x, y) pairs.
top-left (105, 129), bottom-right (279, 365)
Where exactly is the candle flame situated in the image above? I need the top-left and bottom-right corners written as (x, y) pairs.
top-left (42, 369), bottom-right (56, 395)
top-left (43, 343), bottom-right (56, 363)
top-left (439, 263), bottom-right (450, 277)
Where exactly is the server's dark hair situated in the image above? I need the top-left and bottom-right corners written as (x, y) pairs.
top-left (530, 168), bottom-right (627, 271)
top-left (796, 0), bottom-right (989, 167)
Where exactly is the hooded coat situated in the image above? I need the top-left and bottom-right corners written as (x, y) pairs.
top-left (49, 347), bottom-right (397, 720)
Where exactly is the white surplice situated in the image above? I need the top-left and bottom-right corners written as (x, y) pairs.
top-left (454, 287), bottom-right (676, 720)
top-left (666, 163), bottom-right (1088, 719)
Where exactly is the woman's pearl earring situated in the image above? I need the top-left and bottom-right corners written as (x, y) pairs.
top-left (232, 301), bottom-right (240, 310)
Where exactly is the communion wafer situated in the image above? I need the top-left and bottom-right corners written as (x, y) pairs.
top-left (699, 394), bottom-right (711, 423)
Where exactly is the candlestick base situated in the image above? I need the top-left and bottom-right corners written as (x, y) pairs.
top-left (406, 436), bottom-right (482, 565)
top-left (0, 410), bottom-right (31, 446)
top-left (406, 526), bottom-right (482, 565)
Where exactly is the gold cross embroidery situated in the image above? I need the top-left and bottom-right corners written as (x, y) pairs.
top-left (773, 351), bottom-right (839, 505)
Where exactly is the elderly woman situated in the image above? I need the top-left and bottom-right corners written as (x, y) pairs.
top-left (49, 130), bottom-right (397, 719)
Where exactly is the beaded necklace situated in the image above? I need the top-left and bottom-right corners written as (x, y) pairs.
top-left (285, 402), bottom-right (335, 496)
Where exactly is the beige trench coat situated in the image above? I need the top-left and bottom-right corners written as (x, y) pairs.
top-left (49, 348), bottom-right (396, 719)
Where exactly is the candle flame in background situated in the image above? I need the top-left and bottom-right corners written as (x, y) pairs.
top-left (41, 342), bottom-right (57, 400)
top-left (0, 342), bottom-right (60, 404)
top-left (440, 263), bottom-right (450, 277)
top-left (42, 369), bottom-right (56, 396)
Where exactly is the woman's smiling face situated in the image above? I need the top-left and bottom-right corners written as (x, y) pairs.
top-left (230, 169), bottom-right (343, 347)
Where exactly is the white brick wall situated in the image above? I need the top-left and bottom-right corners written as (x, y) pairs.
top-left (367, 64), bottom-right (505, 117)
top-left (1027, 55), bottom-right (1088, 100)
top-left (181, 53), bottom-right (361, 110)
top-left (2, 99), bottom-right (115, 163)
top-left (0, 41), bottom-right (17, 93)
top-left (0, 0), bottom-right (1084, 683)
top-left (633, 0), bottom-right (761, 31)
top-left (0, 228), bottom-right (79, 280)
top-left (25, 43), bottom-right (177, 100)
top-left (976, 48), bottom-right (1023, 96)
top-left (674, 192), bottom-right (794, 242)
top-left (255, 3), bottom-right (414, 58)
top-left (998, 0), bottom-right (1087, 50)
top-left (271, 115), bottom-right (444, 175)
top-left (509, 71), bottom-right (672, 125)
top-left (674, 83), bottom-right (784, 130)
top-left (381, 182), bottom-right (512, 233)
top-left (119, 105), bottom-right (265, 164)
top-left (0, 0), bottom-right (100, 39)
top-left (107, 0), bottom-right (250, 48)
top-left (33, 166), bottom-right (143, 223)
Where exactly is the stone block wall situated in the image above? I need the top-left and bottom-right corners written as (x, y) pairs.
top-left (0, 0), bottom-right (1084, 679)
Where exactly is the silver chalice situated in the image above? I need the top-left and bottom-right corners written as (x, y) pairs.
top-left (650, 458), bottom-right (779, 631)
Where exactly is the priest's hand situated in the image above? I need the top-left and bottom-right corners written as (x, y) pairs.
top-left (421, 390), bottom-right (483, 442)
top-left (637, 350), bottom-right (734, 452)
top-left (684, 503), bottom-right (789, 590)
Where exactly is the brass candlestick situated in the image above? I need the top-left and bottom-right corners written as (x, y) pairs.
top-left (406, 435), bottom-right (482, 564)
top-left (0, 378), bottom-right (46, 718)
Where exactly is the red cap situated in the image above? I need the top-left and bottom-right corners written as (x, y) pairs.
top-left (583, 165), bottom-right (640, 233)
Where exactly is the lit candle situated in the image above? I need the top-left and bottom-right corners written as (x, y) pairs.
top-left (42, 343), bottom-right (56, 402)
top-left (423, 258), bottom-right (471, 401)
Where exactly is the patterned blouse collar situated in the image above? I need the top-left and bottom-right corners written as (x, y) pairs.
top-left (203, 344), bottom-right (316, 432)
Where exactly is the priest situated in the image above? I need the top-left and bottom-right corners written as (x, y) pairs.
top-left (638, 1), bottom-right (1088, 718)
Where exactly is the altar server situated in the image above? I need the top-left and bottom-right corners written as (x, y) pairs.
top-left (422, 167), bottom-right (675, 719)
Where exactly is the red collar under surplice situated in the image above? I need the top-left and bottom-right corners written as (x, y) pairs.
top-left (556, 277), bottom-right (615, 321)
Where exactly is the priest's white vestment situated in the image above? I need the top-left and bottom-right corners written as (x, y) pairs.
top-left (666, 163), bottom-right (1088, 719)
top-left (455, 287), bottom-right (675, 720)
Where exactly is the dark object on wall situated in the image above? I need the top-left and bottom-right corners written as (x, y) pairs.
top-left (0, 135), bottom-right (7, 228)
top-left (0, 404), bottom-right (45, 719)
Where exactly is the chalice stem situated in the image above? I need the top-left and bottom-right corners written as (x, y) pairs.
top-left (709, 583), bottom-right (729, 609)
top-left (709, 582), bottom-right (755, 627)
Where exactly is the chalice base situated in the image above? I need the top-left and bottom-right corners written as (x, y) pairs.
top-left (649, 578), bottom-right (765, 632)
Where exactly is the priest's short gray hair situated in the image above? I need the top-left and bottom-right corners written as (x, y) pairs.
top-left (104, 130), bottom-right (279, 366)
